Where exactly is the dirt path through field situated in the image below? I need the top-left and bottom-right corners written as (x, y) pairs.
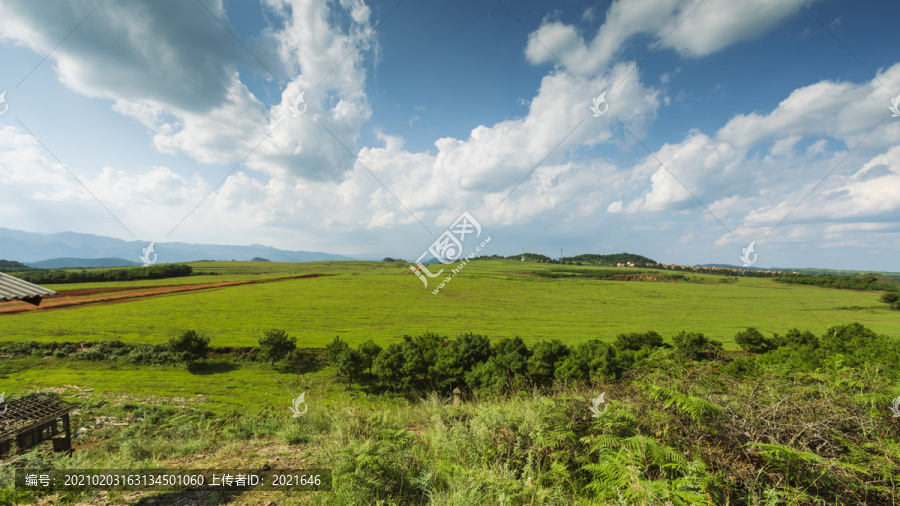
top-left (0, 274), bottom-right (333, 316)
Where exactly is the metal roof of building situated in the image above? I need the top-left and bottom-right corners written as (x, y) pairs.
top-left (0, 272), bottom-right (57, 304)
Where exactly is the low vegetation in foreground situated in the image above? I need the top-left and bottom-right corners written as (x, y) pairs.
top-left (2, 322), bottom-right (900, 505)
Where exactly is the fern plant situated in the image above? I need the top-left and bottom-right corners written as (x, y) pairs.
top-left (637, 382), bottom-right (724, 423)
top-left (580, 434), bottom-right (720, 504)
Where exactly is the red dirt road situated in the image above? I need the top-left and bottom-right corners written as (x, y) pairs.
top-left (0, 274), bottom-right (333, 316)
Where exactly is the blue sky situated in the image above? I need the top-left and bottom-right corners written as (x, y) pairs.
top-left (0, 0), bottom-right (898, 270)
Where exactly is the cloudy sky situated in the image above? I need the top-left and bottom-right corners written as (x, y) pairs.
top-left (0, 0), bottom-right (898, 270)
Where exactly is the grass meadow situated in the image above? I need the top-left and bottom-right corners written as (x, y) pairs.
top-left (2, 260), bottom-right (900, 505)
top-left (2, 260), bottom-right (898, 348)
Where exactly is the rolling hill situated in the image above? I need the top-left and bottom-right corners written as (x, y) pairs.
top-left (0, 227), bottom-right (354, 264)
top-left (23, 257), bottom-right (142, 269)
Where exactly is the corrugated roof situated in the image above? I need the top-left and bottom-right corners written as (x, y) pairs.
top-left (0, 272), bottom-right (57, 303)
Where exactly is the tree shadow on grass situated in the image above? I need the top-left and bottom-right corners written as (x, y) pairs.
top-left (332, 371), bottom-right (391, 395)
top-left (187, 360), bottom-right (240, 375)
top-left (274, 358), bottom-right (326, 376)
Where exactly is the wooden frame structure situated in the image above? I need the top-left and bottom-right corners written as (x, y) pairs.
top-left (0, 394), bottom-right (76, 459)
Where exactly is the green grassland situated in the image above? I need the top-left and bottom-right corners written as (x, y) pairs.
top-left (0, 355), bottom-right (335, 418)
top-left (3, 260), bottom-right (900, 504)
top-left (1, 260), bottom-right (898, 349)
top-left (3, 258), bottom-right (899, 413)
top-left (3, 259), bottom-right (898, 413)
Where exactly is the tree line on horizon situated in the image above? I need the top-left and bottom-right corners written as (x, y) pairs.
top-left (776, 272), bottom-right (900, 292)
top-left (9, 263), bottom-right (194, 284)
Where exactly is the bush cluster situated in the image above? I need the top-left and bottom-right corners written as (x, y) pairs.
top-left (0, 331), bottom-right (213, 368)
top-left (733, 323), bottom-right (900, 379)
top-left (167, 330), bottom-right (210, 366)
top-left (126, 344), bottom-right (176, 365)
top-left (74, 340), bottom-right (131, 361)
top-left (777, 273), bottom-right (897, 291)
top-left (348, 331), bottom-right (670, 391)
top-left (0, 341), bottom-right (55, 356)
top-left (879, 291), bottom-right (900, 310)
top-left (9, 323), bottom-right (897, 394)
top-left (313, 323), bottom-right (899, 393)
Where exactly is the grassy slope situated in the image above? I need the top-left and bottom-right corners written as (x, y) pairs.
top-left (2, 354), bottom-right (898, 505)
top-left (1, 356), bottom-right (331, 418)
top-left (1, 260), bottom-right (897, 349)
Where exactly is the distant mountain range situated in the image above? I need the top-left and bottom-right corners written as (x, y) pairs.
top-left (24, 257), bottom-right (143, 269)
top-left (0, 227), bottom-right (354, 268)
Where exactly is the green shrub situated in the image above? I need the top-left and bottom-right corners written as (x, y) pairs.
top-left (401, 332), bottom-right (445, 384)
top-left (816, 323), bottom-right (900, 373)
top-left (555, 339), bottom-right (621, 383)
top-left (325, 335), bottom-right (350, 366)
top-left (126, 344), bottom-right (173, 365)
top-left (527, 339), bottom-right (570, 386)
top-left (878, 292), bottom-right (898, 304)
top-left (722, 357), bottom-right (760, 378)
top-left (772, 328), bottom-right (819, 349)
top-left (734, 327), bottom-right (777, 354)
top-left (57, 343), bottom-right (76, 356)
top-left (757, 344), bottom-right (823, 374)
top-left (358, 339), bottom-right (382, 374)
top-left (614, 331), bottom-right (667, 351)
top-left (336, 348), bottom-right (364, 386)
top-left (672, 331), bottom-right (723, 361)
top-left (167, 330), bottom-right (210, 366)
top-left (73, 340), bottom-right (130, 361)
top-left (258, 329), bottom-right (297, 366)
top-left (820, 322), bottom-right (880, 356)
top-left (466, 336), bottom-right (531, 391)
top-left (431, 332), bottom-right (492, 389)
top-left (1, 341), bottom-right (52, 356)
top-left (373, 342), bottom-right (407, 388)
